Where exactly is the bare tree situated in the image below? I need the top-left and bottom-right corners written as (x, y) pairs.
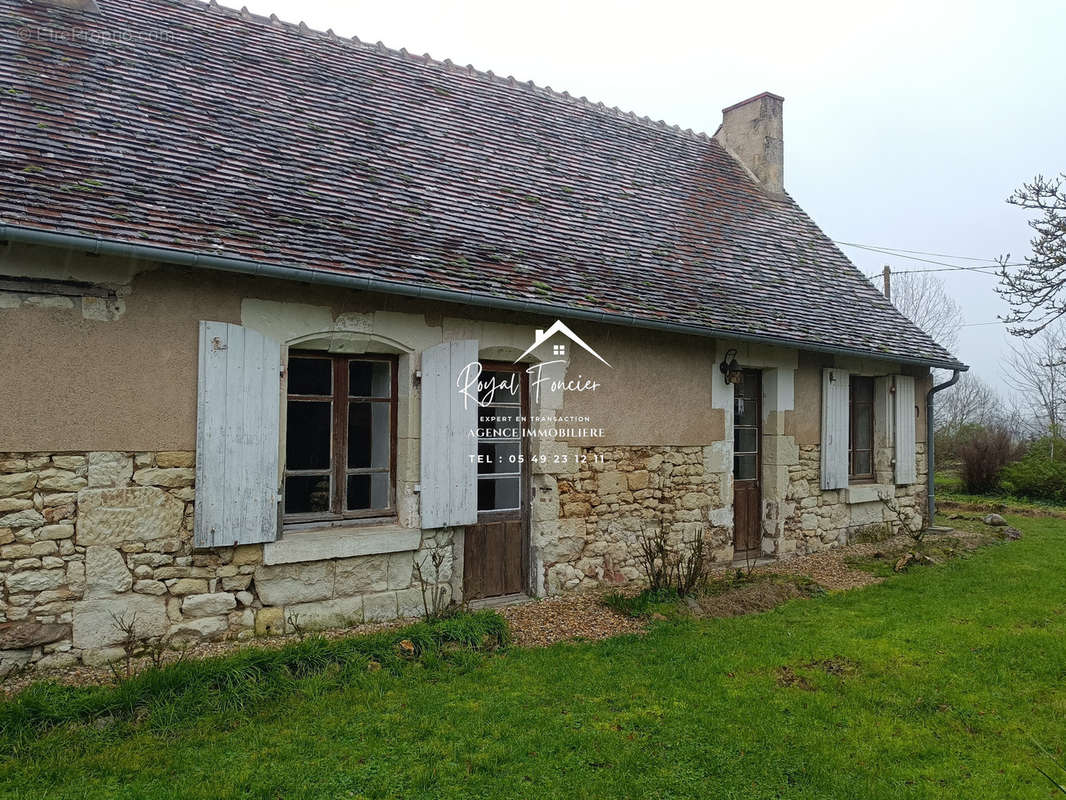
top-left (1002, 325), bottom-right (1066, 457)
top-left (933, 372), bottom-right (1003, 434)
top-left (890, 272), bottom-right (964, 354)
top-left (997, 173), bottom-right (1066, 336)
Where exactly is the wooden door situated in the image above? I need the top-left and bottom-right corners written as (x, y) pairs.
top-left (464, 362), bottom-right (529, 600)
top-left (732, 369), bottom-right (762, 559)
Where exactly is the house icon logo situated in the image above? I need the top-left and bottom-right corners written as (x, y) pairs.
top-left (515, 320), bottom-right (612, 367)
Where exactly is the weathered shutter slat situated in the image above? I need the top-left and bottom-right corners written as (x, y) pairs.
top-left (893, 375), bottom-right (917, 485)
top-left (420, 340), bottom-right (478, 529)
top-left (821, 368), bottom-right (850, 490)
top-left (195, 321), bottom-right (281, 548)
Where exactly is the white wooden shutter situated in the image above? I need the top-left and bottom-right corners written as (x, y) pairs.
top-left (821, 368), bottom-right (850, 490)
top-left (893, 375), bottom-right (917, 484)
top-left (420, 340), bottom-right (478, 529)
top-left (195, 321), bottom-right (282, 548)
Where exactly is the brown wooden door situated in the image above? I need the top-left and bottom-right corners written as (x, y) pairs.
top-left (732, 369), bottom-right (762, 559)
top-left (464, 362), bottom-right (529, 600)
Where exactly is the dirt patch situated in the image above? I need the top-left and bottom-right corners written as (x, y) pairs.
top-left (775, 666), bottom-right (816, 691)
top-left (501, 593), bottom-right (646, 647)
top-left (692, 580), bottom-right (809, 618)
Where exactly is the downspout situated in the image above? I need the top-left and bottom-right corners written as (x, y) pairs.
top-left (925, 369), bottom-right (960, 525)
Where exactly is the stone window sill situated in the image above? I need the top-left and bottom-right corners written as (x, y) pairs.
top-left (263, 523), bottom-right (420, 565)
top-left (843, 483), bottom-right (893, 504)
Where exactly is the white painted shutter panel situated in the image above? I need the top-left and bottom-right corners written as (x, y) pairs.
top-left (420, 340), bottom-right (478, 529)
top-left (195, 321), bottom-right (282, 548)
top-left (893, 375), bottom-right (917, 485)
top-left (821, 368), bottom-right (850, 490)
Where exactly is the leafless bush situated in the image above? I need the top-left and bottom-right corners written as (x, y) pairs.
top-left (109, 612), bottom-right (140, 680)
top-left (413, 545), bottom-right (451, 621)
top-left (286, 612), bottom-right (307, 641)
top-left (636, 522), bottom-right (709, 596)
top-left (958, 425), bottom-right (1022, 494)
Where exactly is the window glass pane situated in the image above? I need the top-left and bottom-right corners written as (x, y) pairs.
top-left (734, 428), bottom-right (758, 454)
top-left (347, 472), bottom-right (389, 511)
top-left (852, 377), bottom-right (874, 404)
top-left (853, 404), bottom-right (873, 449)
top-left (349, 361), bottom-right (391, 398)
top-left (286, 401), bottom-right (331, 469)
top-left (734, 453), bottom-right (757, 481)
top-left (477, 476), bottom-right (521, 511)
top-left (477, 442), bottom-right (521, 475)
top-left (285, 474), bottom-right (331, 514)
top-left (853, 450), bottom-right (872, 477)
top-left (734, 397), bottom-right (757, 426)
top-left (288, 357), bottom-right (332, 395)
top-left (736, 371), bottom-right (758, 399)
top-left (478, 370), bottom-right (520, 404)
top-left (348, 401), bottom-right (390, 469)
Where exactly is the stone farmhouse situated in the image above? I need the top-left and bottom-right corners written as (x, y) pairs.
top-left (0, 0), bottom-right (965, 669)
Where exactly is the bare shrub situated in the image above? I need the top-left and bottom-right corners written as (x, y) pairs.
top-left (957, 425), bottom-right (1022, 494)
top-left (413, 544), bottom-right (452, 621)
top-left (636, 522), bottom-right (709, 597)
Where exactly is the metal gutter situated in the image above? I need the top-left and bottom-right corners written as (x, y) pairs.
top-left (0, 224), bottom-right (970, 372)
top-left (925, 369), bottom-right (961, 524)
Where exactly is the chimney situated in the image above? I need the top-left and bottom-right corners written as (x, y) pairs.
top-left (713, 92), bottom-right (784, 196)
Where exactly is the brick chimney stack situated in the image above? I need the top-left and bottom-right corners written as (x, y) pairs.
top-left (713, 92), bottom-right (785, 196)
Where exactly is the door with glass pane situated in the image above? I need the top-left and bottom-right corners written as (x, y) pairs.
top-left (464, 362), bottom-right (529, 600)
top-left (732, 369), bottom-right (762, 559)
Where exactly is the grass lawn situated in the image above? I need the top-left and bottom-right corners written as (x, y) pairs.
top-left (1, 515), bottom-right (1064, 799)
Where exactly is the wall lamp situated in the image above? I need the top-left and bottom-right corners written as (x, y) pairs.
top-left (719, 348), bottom-right (743, 385)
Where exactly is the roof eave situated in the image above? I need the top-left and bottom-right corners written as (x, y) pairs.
top-left (0, 224), bottom-right (969, 372)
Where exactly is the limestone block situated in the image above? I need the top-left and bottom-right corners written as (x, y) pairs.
top-left (536, 518), bottom-right (586, 563)
top-left (6, 569), bottom-right (64, 592)
top-left (333, 555), bottom-right (388, 596)
top-left (0, 509), bottom-right (44, 528)
top-left (0, 499), bottom-right (33, 513)
top-left (627, 470), bottom-right (650, 491)
top-left (72, 594), bottom-right (167, 649)
top-left (81, 646), bottom-right (126, 667)
top-left (255, 607), bottom-right (285, 635)
top-left (29, 541), bottom-right (58, 557)
top-left (84, 547), bottom-right (133, 596)
top-left (680, 492), bottom-right (711, 510)
top-left (41, 556), bottom-right (65, 569)
top-left (230, 544), bottom-right (262, 566)
top-left (221, 575), bottom-right (253, 591)
top-left (168, 616), bottom-right (228, 644)
top-left (286, 597), bottom-right (364, 630)
top-left (362, 591), bottom-right (398, 621)
top-left (87, 452), bottom-right (133, 488)
top-left (155, 452), bottom-right (196, 469)
top-left (598, 471), bottom-right (627, 495)
top-left (76, 487), bottom-right (184, 546)
top-left (167, 578), bottom-right (209, 595)
top-left (51, 455), bottom-right (87, 470)
top-left (397, 586), bottom-right (440, 618)
top-left (849, 501), bottom-right (885, 527)
top-left (762, 436), bottom-right (799, 466)
top-left (0, 621), bottom-right (69, 649)
top-left (387, 552), bottom-right (415, 590)
top-left (133, 580), bottom-right (167, 596)
top-left (0, 544), bottom-right (31, 559)
top-left (42, 502), bottom-right (76, 522)
top-left (132, 468), bottom-right (195, 488)
top-left (253, 561), bottom-right (333, 606)
top-left (182, 592), bottom-right (236, 617)
top-left (235, 591), bottom-right (254, 606)
top-left (36, 469), bottom-right (86, 493)
top-left (0, 473), bottom-right (37, 499)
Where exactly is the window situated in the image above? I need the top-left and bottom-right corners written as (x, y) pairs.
top-left (476, 366), bottom-right (524, 512)
top-left (283, 353), bottom-right (397, 522)
top-left (848, 376), bottom-right (875, 480)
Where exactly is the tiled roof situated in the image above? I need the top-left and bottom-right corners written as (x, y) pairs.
top-left (0, 0), bottom-right (964, 368)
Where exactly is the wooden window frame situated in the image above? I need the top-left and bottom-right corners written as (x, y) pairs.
top-left (283, 351), bottom-right (398, 525)
top-left (475, 361), bottom-right (530, 517)
top-left (848, 375), bottom-right (875, 482)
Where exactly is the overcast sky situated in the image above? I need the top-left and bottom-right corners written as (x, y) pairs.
top-left (240, 0), bottom-right (1065, 393)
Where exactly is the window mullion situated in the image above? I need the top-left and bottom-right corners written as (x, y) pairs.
top-left (332, 357), bottom-right (348, 515)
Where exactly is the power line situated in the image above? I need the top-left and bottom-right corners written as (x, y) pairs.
top-left (835, 240), bottom-right (1001, 263)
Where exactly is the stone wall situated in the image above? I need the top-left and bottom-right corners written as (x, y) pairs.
top-left (783, 443), bottom-right (928, 554)
top-left (542, 446), bottom-right (730, 594)
top-left (0, 451), bottom-right (451, 672)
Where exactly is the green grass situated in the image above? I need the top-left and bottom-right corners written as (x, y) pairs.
top-left (935, 470), bottom-right (1066, 513)
top-left (1, 517), bottom-right (1065, 798)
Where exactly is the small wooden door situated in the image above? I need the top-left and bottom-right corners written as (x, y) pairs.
top-left (464, 362), bottom-right (529, 600)
top-left (733, 369), bottom-right (762, 559)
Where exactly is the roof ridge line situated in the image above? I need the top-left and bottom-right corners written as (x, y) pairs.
top-left (187, 0), bottom-right (715, 144)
